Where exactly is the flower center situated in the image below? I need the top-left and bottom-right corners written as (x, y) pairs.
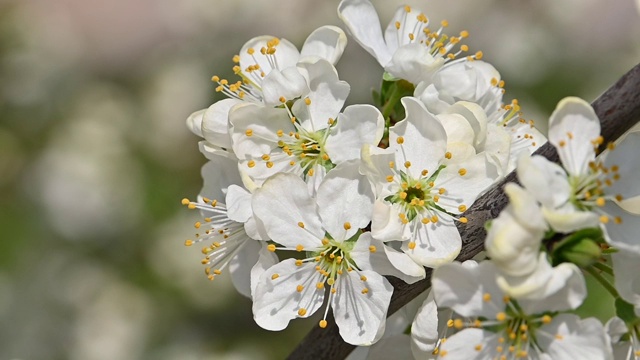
top-left (279, 127), bottom-right (332, 176)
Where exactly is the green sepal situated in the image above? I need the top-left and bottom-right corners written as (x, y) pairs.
top-left (550, 227), bottom-right (604, 267)
top-left (615, 298), bottom-right (638, 326)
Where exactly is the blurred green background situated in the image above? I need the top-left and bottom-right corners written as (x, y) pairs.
top-left (0, 0), bottom-right (638, 359)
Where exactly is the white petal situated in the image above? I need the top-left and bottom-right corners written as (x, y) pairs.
top-left (300, 25), bottom-right (347, 65)
top-left (548, 97), bottom-right (600, 176)
top-left (337, 0), bottom-right (392, 66)
top-left (517, 154), bottom-right (571, 209)
top-left (243, 215), bottom-right (269, 241)
top-left (225, 184), bottom-right (252, 223)
top-left (542, 205), bottom-right (599, 233)
top-left (252, 260), bottom-right (326, 330)
top-left (383, 5), bottom-right (425, 53)
top-left (294, 59), bottom-right (349, 131)
top-left (360, 144), bottom-right (396, 195)
top-left (261, 67), bottom-right (309, 106)
top-left (390, 97), bottom-right (447, 174)
top-left (199, 156), bottom-right (242, 203)
top-left (317, 160), bottom-right (374, 240)
top-left (432, 261), bottom-right (504, 318)
top-left (370, 201), bottom-right (405, 242)
top-left (603, 202), bottom-right (640, 254)
top-left (229, 239), bottom-right (263, 298)
top-left (604, 131), bottom-right (640, 199)
top-left (434, 154), bottom-right (496, 212)
top-left (403, 220), bottom-right (461, 268)
top-left (486, 212), bottom-right (542, 277)
top-left (251, 173), bottom-right (323, 248)
top-left (612, 251), bottom-right (640, 307)
top-left (384, 43), bottom-right (444, 83)
top-left (352, 234), bottom-right (425, 284)
top-left (332, 270), bottom-right (393, 345)
top-left (186, 108), bottom-right (205, 137)
top-left (239, 35), bottom-right (299, 80)
top-left (439, 328), bottom-right (499, 360)
top-left (518, 260), bottom-right (586, 313)
top-left (202, 98), bottom-right (242, 149)
top-left (410, 296), bottom-right (440, 358)
top-left (444, 101), bottom-right (488, 148)
top-left (414, 82), bottom-right (453, 115)
top-left (229, 103), bottom-right (292, 159)
top-left (537, 314), bottom-right (612, 360)
top-left (250, 242), bottom-right (280, 297)
top-left (325, 105), bottom-right (385, 163)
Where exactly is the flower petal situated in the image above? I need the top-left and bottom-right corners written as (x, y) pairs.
top-left (517, 154), bottom-right (571, 209)
top-left (252, 260), bottom-right (326, 330)
top-left (261, 67), bottom-right (309, 106)
top-left (251, 173), bottom-right (323, 248)
top-left (537, 314), bottom-right (611, 360)
top-left (403, 219), bottom-right (461, 268)
top-left (332, 270), bottom-right (393, 345)
top-left (548, 97), bottom-right (600, 176)
top-left (390, 97), bottom-right (447, 174)
top-left (384, 43), bottom-right (444, 83)
top-left (325, 104), bottom-right (385, 163)
top-left (300, 25), bottom-right (347, 65)
top-left (338, 0), bottom-right (392, 66)
top-left (602, 201), bottom-right (640, 254)
top-left (352, 234), bottom-right (425, 284)
top-left (199, 156), bottom-right (242, 204)
top-left (604, 131), bottom-right (640, 199)
top-left (316, 160), bottom-right (374, 239)
top-left (202, 98), bottom-right (242, 149)
top-left (239, 35), bottom-right (299, 80)
top-left (229, 239), bottom-right (264, 298)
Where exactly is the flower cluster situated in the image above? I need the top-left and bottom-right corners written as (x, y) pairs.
top-left (178, 0), bottom-right (640, 355)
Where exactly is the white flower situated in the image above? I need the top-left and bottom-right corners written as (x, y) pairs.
top-left (517, 98), bottom-right (640, 250)
top-left (186, 26), bottom-right (347, 155)
top-left (338, 0), bottom-right (479, 84)
top-left (612, 251), bottom-right (640, 314)
top-left (485, 183), bottom-right (547, 277)
top-left (361, 97), bottom-right (495, 267)
top-left (230, 58), bottom-right (384, 192)
top-left (250, 162), bottom-right (393, 345)
top-left (420, 260), bottom-right (611, 359)
top-left (181, 154), bottom-right (276, 297)
top-left (414, 60), bottom-right (545, 177)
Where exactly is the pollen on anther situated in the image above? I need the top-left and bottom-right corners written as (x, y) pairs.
top-left (483, 293), bottom-right (491, 302)
top-left (445, 152), bottom-right (452, 159)
top-left (396, 136), bottom-right (404, 144)
top-left (296, 244), bottom-right (304, 252)
top-left (600, 215), bottom-right (610, 224)
top-left (458, 205), bottom-right (467, 212)
top-left (496, 312), bottom-right (506, 321)
top-left (181, 198), bottom-right (190, 205)
top-left (316, 282), bottom-right (325, 290)
top-left (267, 244), bottom-right (276, 252)
top-left (361, 288), bottom-right (369, 294)
top-left (271, 273), bottom-right (279, 280)
top-left (343, 222), bottom-right (351, 230)
top-left (369, 245), bottom-right (377, 253)
top-left (421, 218), bottom-right (430, 224)
top-left (408, 242), bottom-right (416, 250)
top-left (184, 239), bottom-right (193, 246)
top-left (404, 161), bottom-right (411, 168)
top-left (247, 160), bottom-right (256, 168)
top-left (459, 217), bottom-right (468, 224)
top-left (458, 168), bottom-right (467, 176)
top-left (298, 308), bottom-right (307, 316)
top-left (298, 222), bottom-right (305, 228)
top-left (304, 97), bottom-right (311, 105)
top-left (421, 169), bottom-right (429, 176)
top-left (319, 320), bottom-right (327, 328)
top-left (245, 129), bottom-right (253, 137)
top-left (279, 96), bottom-right (286, 103)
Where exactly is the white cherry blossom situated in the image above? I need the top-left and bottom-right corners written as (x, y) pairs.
top-left (181, 154), bottom-right (276, 297)
top-left (338, 0), bottom-right (479, 84)
top-left (517, 98), bottom-right (640, 249)
top-left (250, 162), bottom-right (393, 345)
top-left (361, 96), bottom-right (495, 267)
top-left (230, 58), bottom-right (383, 193)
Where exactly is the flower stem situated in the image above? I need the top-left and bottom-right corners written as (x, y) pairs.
top-left (381, 84), bottom-right (403, 121)
top-left (592, 261), bottom-right (614, 276)
top-left (585, 265), bottom-right (619, 298)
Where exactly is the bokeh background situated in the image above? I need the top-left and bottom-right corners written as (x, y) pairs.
top-left (1, 0), bottom-right (639, 359)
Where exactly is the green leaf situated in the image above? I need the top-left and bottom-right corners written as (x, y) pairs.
top-left (615, 298), bottom-right (638, 325)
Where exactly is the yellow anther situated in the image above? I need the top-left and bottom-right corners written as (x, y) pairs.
top-left (295, 244), bottom-right (304, 252)
top-left (361, 288), bottom-right (369, 294)
top-left (213, 269), bottom-right (222, 275)
top-left (266, 161), bottom-right (274, 168)
top-left (475, 51), bottom-right (483, 59)
top-left (319, 320), bottom-right (327, 328)
top-left (344, 222), bottom-right (351, 230)
top-left (458, 168), bottom-right (467, 176)
top-left (386, 175), bottom-right (394, 182)
top-left (431, 215), bottom-right (438, 223)
top-left (408, 33), bottom-right (415, 41)
top-left (295, 259), bottom-right (303, 266)
top-left (360, 275), bottom-right (367, 282)
top-left (327, 278), bottom-right (335, 286)
top-left (316, 282), bottom-right (324, 289)
top-left (453, 319), bottom-right (464, 329)
top-left (459, 217), bottom-right (468, 224)
top-left (600, 215), bottom-right (610, 224)
top-left (421, 218), bottom-right (430, 224)
top-left (271, 273), bottom-right (279, 280)
top-left (400, 192), bottom-right (408, 200)
top-left (181, 198), bottom-right (190, 205)
top-left (267, 244), bottom-right (276, 252)
top-left (211, 75), bottom-right (220, 82)
top-left (289, 161), bottom-right (295, 166)
top-left (608, 142), bottom-right (616, 150)
top-left (458, 205), bottom-right (467, 212)
top-left (445, 152), bottom-right (452, 159)
top-left (404, 5), bottom-right (411, 12)
top-left (596, 197), bottom-right (605, 207)
top-left (396, 136), bottom-right (404, 144)
top-left (188, 203), bottom-right (196, 210)
top-left (496, 312), bottom-right (506, 321)
top-left (261, 154), bottom-right (270, 161)
top-left (245, 129), bottom-right (253, 136)
top-left (322, 238), bottom-right (329, 245)
top-left (298, 308), bottom-right (307, 316)
top-left (404, 161), bottom-right (411, 168)
top-left (194, 221), bottom-right (201, 229)
top-left (433, 195), bottom-right (440, 202)
top-left (483, 293), bottom-right (491, 302)
top-left (460, 30), bottom-right (469, 38)
top-left (369, 245), bottom-right (377, 253)
top-left (322, 153), bottom-right (330, 161)
top-left (558, 140), bottom-right (566, 147)
top-left (247, 48), bottom-right (255, 55)
top-left (461, 44), bottom-right (469, 52)
top-left (441, 20), bottom-right (449, 27)
top-left (395, 21), bottom-right (401, 30)
top-left (279, 96), bottom-right (286, 103)
top-left (614, 216), bottom-right (623, 224)
top-left (475, 344), bottom-right (482, 351)
top-left (247, 160), bottom-right (256, 168)
top-left (298, 222), bottom-right (305, 228)
top-left (304, 97), bottom-right (311, 105)
top-left (184, 239), bottom-right (193, 246)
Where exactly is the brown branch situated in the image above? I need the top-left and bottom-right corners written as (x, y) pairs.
top-left (287, 62), bottom-right (640, 360)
